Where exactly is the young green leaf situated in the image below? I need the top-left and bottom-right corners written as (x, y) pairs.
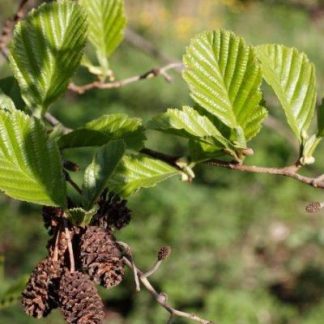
top-left (255, 44), bottom-right (316, 142)
top-left (183, 30), bottom-right (264, 141)
top-left (147, 106), bottom-right (230, 149)
top-left (66, 207), bottom-right (97, 227)
top-left (300, 134), bottom-right (321, 165)
top-left (108, 154), bottom-right (180, 197)
top-left (0, 110), bottom-right (66, 206)
top-left (83, 140), bottom-right (125, 210)
top-left (80, 0), bottom-right (126, 75)
top-left (9, 1), bottom-right (87, 114)
top-left (58, 114), bottom-right (145, 150)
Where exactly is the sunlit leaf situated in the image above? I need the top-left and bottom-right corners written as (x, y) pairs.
top-left (147, 106), bottom-right (230, 149)
top-left (80, 0), bottom-right (126, 76)
top-left (108, 154), bottom-right (180, 197)
top-left (255, 44), bottom-right (316, 142)
top-left (58, 114), bottom-right (145, 150)
top-left (9, 1), bottom-right (87, 113)
top-left (244, 106), bottom-right (268, 141)
top-left (183, 30), bottom-right (264, 142)
top-left (0, 110), bottom-right (66, 206)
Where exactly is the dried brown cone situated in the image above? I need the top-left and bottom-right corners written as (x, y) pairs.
top-left (158, 246), bottom-right (172, 261)
top-left (22, 258), bottom-right (60, 318)
top-left (305, 201), bottom-right (322, 213)
top-left (58, 270), bottom-right (104, 324)
top-left (80, 226), bottom-right (125, 288)
top-left (42, 206), bottom-right (64, 235)
top-left (91, 190), bottom-right (131, 230)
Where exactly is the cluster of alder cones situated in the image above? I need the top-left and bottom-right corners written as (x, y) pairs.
top-left (22, 190), bottom-right (131, 324)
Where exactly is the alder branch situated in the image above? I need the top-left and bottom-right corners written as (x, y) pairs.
top-left (206, 159), bottom-right (324, 189)
top-left (139, 147), bottom-right (324, 190)
top-left (45, 112), bottom-right (71, 134)
top-left (122, 252), bottom-right (214, 324)
top-left (43, 109), bottom-right (324, 192)
top-left (68, 62), bottom-right (184, 94)
top-left (123, 27), bottom-right (301, 153)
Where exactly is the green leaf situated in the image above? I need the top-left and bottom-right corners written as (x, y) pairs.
top-left (244, 106), bottom-right (268, 141)
top-left (58, 114), bottom-right (145, 150)
top-left (148, 106), bottom-right (230, 149)
top-left (0, 275), bottom-right (29, 310)
top-left (317, 99), bottom-right (324, 137)
top-left (183, 30), bottom-right (263, 141)
top-left (300, 134), bottom-right (321, 165)
top-left (108, 154), bottom-right (180, 197)
top-left (66, 207), bottom-right (97, 227)
top-left (0, 110), bottom-right (66, 206)
top-left (80, 0), bottom-right (126, 75)
top-left (9, 1), bottom-right (87, 113)
top-left (189, 140), bottom-right (228, 162)
top-left (255, 44), bottom-right (316, 142)
top-left (83, 140), bottom-right (125, 209)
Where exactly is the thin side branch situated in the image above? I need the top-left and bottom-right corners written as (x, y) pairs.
top-left (143, 260), bottom-right (162, 278)
top-left (118, 241), bottom-right (141, 291)
top-left (68, 62), bottom-right (184, 94)
top-left (123, 256), bottom-right (213, 324)
top-left (206, 160), bottom-right (324, 189)
top-left (44, 112), bottom-right (72, 134)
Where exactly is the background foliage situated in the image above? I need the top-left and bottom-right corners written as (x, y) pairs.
top-left (1, 0), bottom-right (324, 323)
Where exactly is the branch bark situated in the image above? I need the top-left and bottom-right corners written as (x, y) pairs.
top-left (206, 159), bottom-right (324, 189)
top-left (122, 255), bottom-right (214, 324)
top-left (68, 62), bottom-right (183, 94)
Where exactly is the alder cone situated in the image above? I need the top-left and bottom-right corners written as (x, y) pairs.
top-left (158, 246), bottom-right (172, 261)
top-left (22, 258), bottom-right (60, 318)
top-left (80, 226), bottom-right (125, 288)
top-left (92, 191), bottom-right (131, 230)
top-left (58, 270), bottom-right (104, 324)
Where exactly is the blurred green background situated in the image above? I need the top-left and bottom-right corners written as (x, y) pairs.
top-left (2, 0), bottom-right (324, 323)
